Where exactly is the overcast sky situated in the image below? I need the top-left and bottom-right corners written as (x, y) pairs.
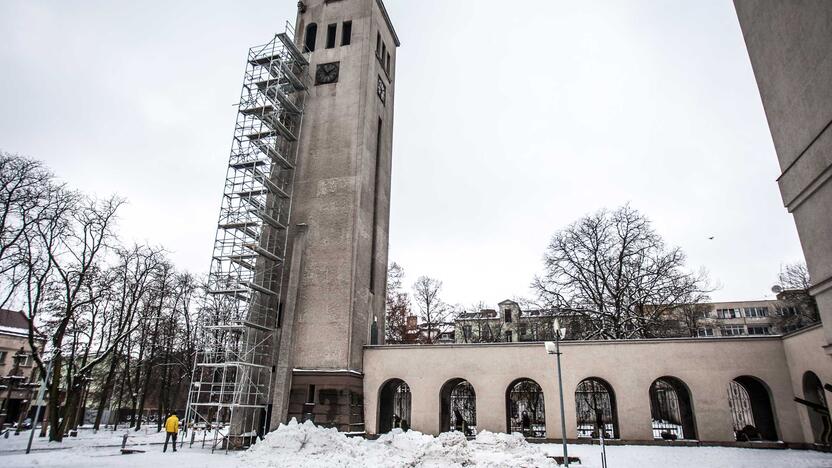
top-left (0, 0), bottom-right (804, 308)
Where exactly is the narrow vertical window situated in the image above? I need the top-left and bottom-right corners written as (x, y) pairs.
top-left (386, 52), bottom-right (391, 74)
top-left (341, 21), bottom-right (352, 46)
top-left (304, 23), bottom-right (317, 52)
top-left (376, 32), bottom-right (381, 57)
top-left (326, 23), bottom-right (337, 48)
top-left (381, 42), bottom-right (387, 62)
top-left (369, 118), bottom-right (383, 293)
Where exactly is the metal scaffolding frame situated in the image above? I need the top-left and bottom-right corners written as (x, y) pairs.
top-left (184, 23), bottom-right (310, 452)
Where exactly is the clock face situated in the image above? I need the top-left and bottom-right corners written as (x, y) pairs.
top-left (315, 62), bottom-right (340, 85)
top-left (376, 76), bottom-right (386, 103)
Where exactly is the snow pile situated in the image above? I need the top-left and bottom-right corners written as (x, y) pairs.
top-left (242, 419), bottom-right (366, 466)
top-left (471, 430), bottom-right (556, 467)
top-left (240, 419), bottom-right (556, 467)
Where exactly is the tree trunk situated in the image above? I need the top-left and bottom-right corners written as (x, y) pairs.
top-left (94, 354), bottom-right (120, 430)
top-left (48, 355), bottom-right (63, 442)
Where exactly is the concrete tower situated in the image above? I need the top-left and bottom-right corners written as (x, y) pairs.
top-left (271, 0), bottom-right (399, 431)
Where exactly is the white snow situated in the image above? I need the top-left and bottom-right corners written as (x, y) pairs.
top-left (2, 420), bottom-right (832, 468)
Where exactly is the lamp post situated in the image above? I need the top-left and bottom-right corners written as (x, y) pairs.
top-left (545, 319), bottom-right (569, 467)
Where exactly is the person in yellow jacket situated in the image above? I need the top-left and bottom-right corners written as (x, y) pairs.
top-left (163, 411), bottom-right (179, 453)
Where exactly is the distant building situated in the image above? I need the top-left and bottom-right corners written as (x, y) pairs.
top-left (0, 309), bottom-right (45, 429)
top-left (455, 300), bottom-right (583, 343)
top-left (452, 294), bottom-right (819, 343)
top-left (692, 291), bottom-right (819, 338)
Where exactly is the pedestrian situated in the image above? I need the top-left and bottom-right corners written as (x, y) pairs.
top-left (163, 411), bottom-right (179, 453)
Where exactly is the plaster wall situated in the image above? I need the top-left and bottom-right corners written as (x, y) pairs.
top-left (734, 0), bottom-right (832, 348)
top-left (364, 337), bottom-right (808, 443)
top-left (782, 325), bottom-right (832, 444)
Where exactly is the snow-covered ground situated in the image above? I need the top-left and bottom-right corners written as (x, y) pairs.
top-left (2, 420), bottom-right (831, 468)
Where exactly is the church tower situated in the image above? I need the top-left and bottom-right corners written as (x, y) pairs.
top-left (271, 0), bottom-right (399, 431)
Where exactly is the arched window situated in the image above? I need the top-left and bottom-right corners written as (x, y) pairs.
top-left (801, 371), bottom-right (831, 446)
top-left (728, 375), bottom-right (778, 441)
top-left (304, 23), bottom-right (317, 52)
top-left (506, 378), bottom-right (546, 437)
top-left (440, 378), bottom-right (477, 435)
top-left (378, 379), bottom-right (411, 433)
top-left (649, 376), bottom-right (697, 440)
top-left (575, 377), bottom-right (619, 439)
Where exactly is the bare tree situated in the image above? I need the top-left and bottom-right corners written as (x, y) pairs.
top-left (677, 303), bottom-right (712, 337)
top-left (385, 262), bottom-right (410, 343)
top-left (411, 275), bottom-right (451, 344)
top-left (0, 153), bottom-right (57, 309)
top-left (778, 262), bottom-right (811, 290)
top-left (776, 261), bottom-right (819, 329)
top-left (533, 205), bottom-right (709, 339)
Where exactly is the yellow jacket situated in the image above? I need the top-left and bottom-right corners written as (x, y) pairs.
top-left (164, 415), bottom-right (179, 433)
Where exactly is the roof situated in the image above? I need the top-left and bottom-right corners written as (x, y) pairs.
top-left (0, 309), bottom-right (29, 330)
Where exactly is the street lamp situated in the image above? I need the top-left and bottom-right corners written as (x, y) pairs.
top-left (545, 319), bottom-right (569, 468)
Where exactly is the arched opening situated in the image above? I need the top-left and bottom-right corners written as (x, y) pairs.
top-left (439, 378), bottom-right (477, 435)
top-left (649, 376), bottom-right (697, 440)
top-left (377, 379), bottom-right (411, 433)
top-left (505, 378), bottom-right (546, 437)
top-left (801, 371), bottom-right (831, 446)
top-left (728, 375), bottom-right (778, 441)
top-left (304, 23), bottom-right (317, 52)
top-left (575, 377), bottom-right (619, 439)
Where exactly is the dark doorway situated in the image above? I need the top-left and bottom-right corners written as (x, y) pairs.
top-left (439, 378), bottom-right (476, 435)
top-left (802, 371), bottom-right (831, 446)
top-left (378, 379), bottom-right (411, 433)
top-left (506, 378), bottom-right (546, 437)
top-left (575, 377), bottom-right (619, 439)
top-left (728, 375), bottom-right (778, 441)
top-left (649, 376), bottom-right (697, 440)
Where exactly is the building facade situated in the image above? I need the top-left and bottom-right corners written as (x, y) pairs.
top-left (0, 309), bottom-right (44, 429)
top-left (270, 0), bottom-right (400, 432)
top-left (734, 0), bottom-right (832, 354)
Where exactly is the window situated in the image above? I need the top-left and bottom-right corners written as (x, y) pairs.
top-left (0, 350), bottom-right (6, 364)
top-left (519, 325), bottom-right (527, 336)
top-left (341, 21), bottom-right (352, 46)
top-left (376, 32), bottom-right (381, 57)
top-left (385, 51), bottom-right (391, 74)
top-left (744, 307), bottom-right (769, 318)
top-left (697, 328), bottom-right (714, 337)
top-left (778, 306), bottom-right (798, 317)
top-left (716, 308), bottom-right (741, 319)
top-left (462, 325), bottom-right (472, 339)
top-left (326, 23), bottom-right (337, 49)
top-left (504, 308), bottom-right (512, 323)
top-left (381, 42), bottom-right (386, 62)
top-left (721, 325), bottom-right (746, 336)
top-left (747, 326), bottom-right (771, 335)
top-left (304, 23), bottom-right (317, 52)
top-left (369, 117), bottom-right (382, 292)
top-left (700, 310), bottom-right (711, 319)
top-left (505, 331), bottom-right (513, 342)
top-left (306, 384), bottom-right (316, 404)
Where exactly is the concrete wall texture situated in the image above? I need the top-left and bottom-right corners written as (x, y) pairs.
top-left (734, 0), bottom-right (832, 350)
top-left (288, 0), bottom-right (397, 373)
top-left (364, 325), bottom-right (828, 444)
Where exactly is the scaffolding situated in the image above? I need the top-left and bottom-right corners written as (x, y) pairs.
top-left (184, 24), bottom-right (310, 452)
